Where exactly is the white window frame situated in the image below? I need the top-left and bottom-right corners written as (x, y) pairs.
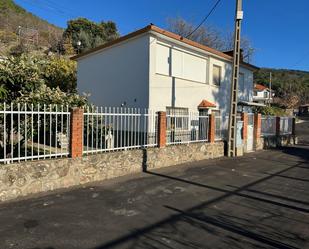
top-left (212, 65), bottom-right (222, 86)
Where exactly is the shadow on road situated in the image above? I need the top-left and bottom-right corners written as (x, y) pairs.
top-left (281, 146), bottom-right (309, 163)
top-left (91, 157), bottom-right (308, 249)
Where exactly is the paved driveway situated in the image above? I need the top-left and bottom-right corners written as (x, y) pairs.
top-left (0, 123), bottom-right (308, 249)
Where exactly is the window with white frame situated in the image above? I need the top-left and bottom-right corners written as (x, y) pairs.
top-left (156, 42), bottom-right (208, 83)
top-left (171, 48), bottom-right (207, 83)
top-left (213, 65), bottom-right (221, 86)
top-left (166, 107), bottom-right (189, 130)
top-left (156, 44), bottom-right (170, 76)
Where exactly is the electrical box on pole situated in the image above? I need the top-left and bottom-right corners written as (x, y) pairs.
top-left (227, 0), bottom-right (243, 157)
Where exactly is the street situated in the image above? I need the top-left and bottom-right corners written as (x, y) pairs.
top-left (0, 121), bottom-right (308, 249)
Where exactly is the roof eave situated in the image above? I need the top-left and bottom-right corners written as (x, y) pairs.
top-left (71, 24), bottom-right (259, 71)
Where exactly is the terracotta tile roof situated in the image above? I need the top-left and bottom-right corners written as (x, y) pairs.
top-left (71, 24), bottom-right (258, 70)
top-left (198, 99), bottom-right (216, 108)
top-left (254, 84), bottom-right (269, 91)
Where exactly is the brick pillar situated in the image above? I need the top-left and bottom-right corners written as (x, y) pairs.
top-left (70, 107), bottom-right (84, 158)
top-left (254, 113), bottom-right (262, 140)
top-left (241, 112), bottom-right (248, 141)
top-left (276, 116), bottom-right (281, 136)
top-left (157, 111), bottom-right (166, 148)
top-left (253, 113), bottom-right (262, 150)
top-left (208, 113), bottom-right (215, 143)
top-left (241, 112), bottom-right (248, 153)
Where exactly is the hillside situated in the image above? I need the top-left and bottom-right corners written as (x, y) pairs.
top-left (254, 68), bottom-right (309, 107)
top-left (0, 0), bottom-right (63, 55)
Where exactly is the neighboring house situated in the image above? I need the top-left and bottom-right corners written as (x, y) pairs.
top-left (72, 25), bottom-right (258, 117)
top-left (253, 83), bottom-right (273, 104)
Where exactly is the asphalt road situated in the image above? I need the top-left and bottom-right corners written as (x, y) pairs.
top-left (0, 121), bottom-right (308, 249)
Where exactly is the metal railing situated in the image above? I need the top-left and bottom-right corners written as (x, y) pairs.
top-left (280, 117), bottom-right (293, 135)
top-left (261, 116), bottom-right (276, 136)
top-left (215, 115), bottom-right (229, 141)
top-left (166, 112), bottom-right (209, 145)
top-left (0, 103), bottom-right (70, 164)
top-left (83, 107), bottom-right (158, 154)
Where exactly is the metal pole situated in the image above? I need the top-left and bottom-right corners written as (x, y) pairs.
top-left (228, 0), bottom-right (243, 157)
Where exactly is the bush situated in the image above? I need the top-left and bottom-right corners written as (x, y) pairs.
top-left (15, 84), bottom-right (87, 107)
top-left (254, 105), bottom-right (287, 116)
top-left (0, 54), bottom-right (87, 106)
top-left (41, 55), bottom-right (77, 93)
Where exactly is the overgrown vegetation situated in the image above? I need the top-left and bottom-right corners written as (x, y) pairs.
top-left (0, 1), bottom-right (120, 106)
top-left (0, 54), bottom-right (87, 106)
top-left (253, 105), bottom-right (287, 116)
top-left (254, 68), bottom-right (309, 108)
top-left (0, 0), bottom-right (62, 55)
top-left (62, 18), bottom-right (119, 54)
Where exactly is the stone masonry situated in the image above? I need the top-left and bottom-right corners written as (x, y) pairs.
top-left (0, 142), bottom-right (224, 203)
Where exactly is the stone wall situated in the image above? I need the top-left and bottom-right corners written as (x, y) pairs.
top-left (146, 142), bottom-right (224, 170)
top-left (0, 142), bottom-right (224, 202)
top-left (263, 135), bottom-right (296, 149)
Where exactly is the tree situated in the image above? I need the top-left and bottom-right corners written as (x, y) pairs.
top-left (0, 54), bottom-right (80, 103)
top-left (166, 17), bottom-right (254, 63)
top-left (63, 18), bottom-right (119, 53)
top-left (42, 56), bottom-right (77, 93)
top-left (254, 68), bottom-right (309, 108)
top-left (0, 54), bottom-right (44, 102)
top-left (62, 36), bottom-right (75, 55)
top-left (75, 30), bottom-right (92, 53)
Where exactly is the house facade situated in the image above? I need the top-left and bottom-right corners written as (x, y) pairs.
top-left (73, 25), bottom-right (257, 117)
top-left (253, 83), bottom-right (273, 104)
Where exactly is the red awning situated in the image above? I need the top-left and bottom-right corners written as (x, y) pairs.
top-left (198, 99), bottom-right (216, 109)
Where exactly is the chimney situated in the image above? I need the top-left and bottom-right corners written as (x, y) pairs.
top-left (223, 49), bottom-right (244, 61)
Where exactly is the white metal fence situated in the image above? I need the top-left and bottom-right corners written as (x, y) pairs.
top-left (166, 112), bottom-right (209, 145)
top-left (83, 107), bottom-right (158, 154)
top-left (215, 115), bottom-right (229, 141)
top-left (280, 117), bottom-right (293, 135)
top-left (0, 103), bottom-right (70, 164)
top-left (261, 116), bottom-right (276, 136)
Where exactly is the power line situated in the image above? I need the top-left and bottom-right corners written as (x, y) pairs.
top-left (186, 0), bottom-right (222, 39)
top-left (291, 51), bottom-right (309, 68)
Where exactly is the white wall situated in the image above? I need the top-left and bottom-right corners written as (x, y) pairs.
top-left (149, 36), bottom-right (254, 116)
top-left (77, 34), bottom-right (150, 108)
top-left (76, 32), bottom-right (254, 114)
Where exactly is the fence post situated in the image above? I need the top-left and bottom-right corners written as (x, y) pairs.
top-left (208, 113), bottom-right (215, 143)
top-left (157, 111), bottom-right (166, 148)
top-left (254, 113), bottom-right (262, 150)
top-left (276, 116), bottom-right (281, 136)
top-left (292, 117), bottom-right (296, 136)
top-left (292, 117), bottom-right (297, 145)
top-left (70, 107), bottom-right (84, 158)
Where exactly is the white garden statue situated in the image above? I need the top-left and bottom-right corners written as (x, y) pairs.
top-left (105, 130), bottom-right (114, 149)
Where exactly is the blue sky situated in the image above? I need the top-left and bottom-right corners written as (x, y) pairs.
top-left (15, 0), bottom-right (309, 71)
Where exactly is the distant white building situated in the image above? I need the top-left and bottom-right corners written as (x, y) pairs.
top-left (73, 25), bottom-right (258, 117)
top-left (253, 83), bottom-right (273, 104)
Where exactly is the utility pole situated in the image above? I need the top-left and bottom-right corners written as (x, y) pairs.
top-left (269, 72), bottom-right (272, 106)
top-left (227, 0), bottom-right (243, 157)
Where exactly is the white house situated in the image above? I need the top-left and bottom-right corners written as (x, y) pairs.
top-left (253, 83), bottom-right (273, 104)
top-left (72, 25), bottom-right (258, 117)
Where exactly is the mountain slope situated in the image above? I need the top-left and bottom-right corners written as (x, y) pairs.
top-left (254, 68), bottom-right (309, 107)
top-left (0, 0), bottom-right (63, 54)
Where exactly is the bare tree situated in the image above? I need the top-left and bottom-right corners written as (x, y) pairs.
top-left (166, 17), bottom-right (255, 63)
